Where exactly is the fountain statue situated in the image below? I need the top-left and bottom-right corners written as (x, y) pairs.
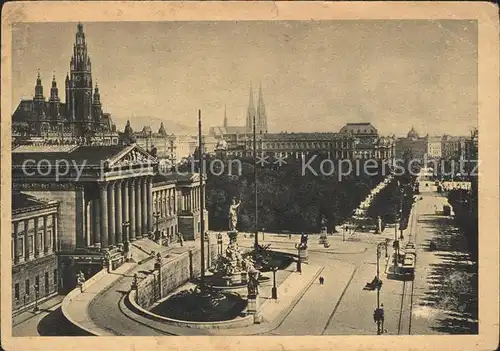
top-left (228, 198), bottom-right (241, 232)
top-left (210, 199), bottom-right (262, 287)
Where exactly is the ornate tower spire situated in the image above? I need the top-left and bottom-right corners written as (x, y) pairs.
top-left (49, 73), bottom-right (60, 102)
top-left (93, 83), bottom-right (101, 105)
top-left (34, 69), bottom-right (44, 100)
top-left (92, 83), bottom-right (102, 124)
top-left (223, 105), bottom-right (228, 128)
top-left (246, 83), bottom-right (256, 133)
top-left (124, 120), bottom-right (133, 135)
top-left (49, 73), bottom-right (61, 119)
top-left (69, 22), bottom-right (93, 135)
top-left (257, 82), bottom-right (267, 133)
top-left (158, 122), bottom-right (167, 136)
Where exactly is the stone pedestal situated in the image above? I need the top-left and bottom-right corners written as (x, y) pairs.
top-left (298, 248), bottom-right (308, 263)
top-left (246, 295), bottom-right (259, 315)
top-left (241, 271), bottom-right (248, 284)
top-left (230, 272), bottom-right (242, 285)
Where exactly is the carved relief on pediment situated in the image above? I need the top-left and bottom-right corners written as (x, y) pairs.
top-left (111, 148), bottom-right (156, 169)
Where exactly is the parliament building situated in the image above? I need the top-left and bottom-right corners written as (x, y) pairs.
top-left (11, 23), bottom-right (207, 314)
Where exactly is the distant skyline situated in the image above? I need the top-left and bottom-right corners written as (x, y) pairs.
top-left (12, 20), bottom-right (477, 136)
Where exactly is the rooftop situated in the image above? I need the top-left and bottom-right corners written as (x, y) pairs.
top-left (12, 192), bottom-right (58, 214)
top-left (12, 145), bottom-right (130, 166)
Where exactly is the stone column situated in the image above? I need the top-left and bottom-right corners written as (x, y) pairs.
top-left (142, 177), bottom-right (148, 233)
top-left (92, 199), bottom-right (101, 247)
top-left (25, 220), bottom-right (31, 260)
top-left (99, 182), bottom-right (109, 249)
top-left (193, 188), bottom-right (196, 211)
top-left (157, 191), bottom-right (161, 218)
top-left (34, 217), bottom-right (40, 257)
top-left (164, 190), bottom-right (168, 217)
top-left (52, 214), bottom-right (58, 251)
top-left (173, 190), bottom-right (176, 214)
top-left (147, 176), bottom-right (153, 233)
top-left (198, 187), bottom-right (201, 210)
top-left (135, 178), bottom-right (142, 238)
top-left (122, 179), bottom-right (129, 243)
top-left (152, 192), bottom-right (157, 218)
top-left (13, 222), bottom-right (19, 264)
top-left (166, 190), bottom-right (170, 216)
top-left (115, 180), bottom-right (123, 245)
top-left (129, 179), bottom-right (137, 241)
top-left (108, 181), bottom-right (116, 247)
top-left (43, 216), bottom-right (49, 253)
top-left (85, 200), bottom-right (92, 247)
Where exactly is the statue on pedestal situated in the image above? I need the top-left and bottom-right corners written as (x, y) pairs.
top-left (376, 216), bottom-right (382, 234)
top-left (229, 198), bottom-right (241, 232)
top-left (247, 270), bottom-right (259, 296)
top-left (298, 233), bottom-right (308, 250)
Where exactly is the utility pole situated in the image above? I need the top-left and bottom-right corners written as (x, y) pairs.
top-left (198, 109), bottom-right (205, 289)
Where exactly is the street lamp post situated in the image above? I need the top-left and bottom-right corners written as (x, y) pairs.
top-left (122, 221), bottom-right (130, 254)
top-left (375, 243), bottom-right (385, 335)
top-left (153, 212), bottom-right (161, 242)
top-left (295, 244), bottom-right (302, 274)
top-left (33, 284), bottom-right (39, 313)
top-left (399, 187), bottom-right (404, 241)
top-left (217, 233), bottom-right (223, 256)
top-left (271, 267), bottom-right (278, 300)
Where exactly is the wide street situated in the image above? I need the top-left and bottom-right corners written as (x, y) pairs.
top-left (13, 182), bottom-right (476, 336)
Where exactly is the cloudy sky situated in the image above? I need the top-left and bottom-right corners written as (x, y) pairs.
top-left (12, 20), bottom-right (477, 136)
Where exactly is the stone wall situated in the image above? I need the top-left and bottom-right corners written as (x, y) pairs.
top-left (12, 254), bottom-right (58, 315)
top-left (136, 242), bottom-right (217, 310)
top-left (137, 270), bottom-right (159, 309)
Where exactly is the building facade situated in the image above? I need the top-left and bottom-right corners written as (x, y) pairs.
top-left (12, 193), bottom-right (59, 315)
top-left (12, 23), bottom-right (118, 146)
top-left (426, 136), bottom-right (442, 159)
top-left (12, 143), bottom-right (207, 292)
top-left (217, 123), bottom-right (395, 161)
top-left (441, 135), bottom-right (466, 160)
top-left (395, 127), bottom-right (428, 160)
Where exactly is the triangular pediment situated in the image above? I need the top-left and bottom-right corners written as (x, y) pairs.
top-left (108, 144), bottom-right (157, 169)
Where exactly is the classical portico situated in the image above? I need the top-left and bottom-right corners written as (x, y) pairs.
top-left (12, 144), bottom-right (158, 285)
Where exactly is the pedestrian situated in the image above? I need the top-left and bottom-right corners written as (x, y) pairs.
top-left (319, 276), bottom-right (324, 285)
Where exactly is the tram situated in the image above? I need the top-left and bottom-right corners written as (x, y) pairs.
top-left (397, 243), bottom-right (416, 279)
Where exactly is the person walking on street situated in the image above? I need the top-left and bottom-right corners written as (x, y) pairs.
top-left (319, 276), bottom-right (324, 285)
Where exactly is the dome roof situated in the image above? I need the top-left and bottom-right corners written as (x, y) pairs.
top-left (407, 126), bottom-right (419, 139)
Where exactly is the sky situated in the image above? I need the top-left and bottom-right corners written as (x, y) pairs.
top-left (11, 20), bottom-right (477, 137)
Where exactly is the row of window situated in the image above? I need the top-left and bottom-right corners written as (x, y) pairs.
top-left (13, 217), bottom-right (53, 234)
top-left (12, 229), bottom-right (53, 261)
top-left (256, 142), bottom-right (356, 149)
top-left (14, 270), bottom-right (57, 301)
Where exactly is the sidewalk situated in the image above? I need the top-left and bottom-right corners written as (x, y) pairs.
top-left (62, 240), bottom-right (196, 336)
top-left (12, 294), bottom-right (65, 336)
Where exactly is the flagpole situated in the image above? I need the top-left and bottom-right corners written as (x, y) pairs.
top-left (198, 109), bottom-right (205, 288)
top-left (254, 112), bottom-right (259, 250)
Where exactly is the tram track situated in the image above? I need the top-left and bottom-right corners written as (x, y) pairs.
top-left (396, 192), bottom-right (420, 335)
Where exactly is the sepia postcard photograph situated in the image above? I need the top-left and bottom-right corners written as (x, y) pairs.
top-left (1, 1), bottom-right (499, 351)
